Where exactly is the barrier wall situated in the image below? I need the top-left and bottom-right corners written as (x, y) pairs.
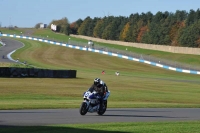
top-left (1, 33), bottom-right (200, 75)
top-left (70, 34), bottom-right (200, 55)
top-left (0, 67), bottom-right (76, 78)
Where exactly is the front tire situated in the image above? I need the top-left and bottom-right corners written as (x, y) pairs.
top-left (79, 102), bottom-right (88, 115)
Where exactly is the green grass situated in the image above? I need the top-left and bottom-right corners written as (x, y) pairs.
top-left (0, 28), bottom-right (69, 43)
top-left (1, 28), bottom-right (200, 66)
top-left (0, 38), bottom-right (200, 109)
top-left (0, 28), bottom-right (26, 35)
top-left (1, 28), bottom-right (200, 132)
top-left (0, 62), bottom-right (33, 68)
top-left (1, 121), bottom-right (200, 133)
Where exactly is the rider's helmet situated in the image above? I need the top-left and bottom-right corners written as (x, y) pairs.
top-left (94, 78), bottom-right (101, 87)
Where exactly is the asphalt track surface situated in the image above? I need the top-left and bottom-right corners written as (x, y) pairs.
top-left (0, 38), bottom-right (200, 126)
top-left (0, 38), bottom-right (23, 63)
top-left (0, 108), bottom-right (200, 126)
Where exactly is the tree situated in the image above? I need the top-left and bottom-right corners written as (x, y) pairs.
top-left (93, 19), bottom-right (104, 38)
top-left (70, 19), bottom-right (83, 34)
top-left (119, 22), bottom-right (130, 41)
top-left (115, 16), bottom-right (128, 40)
top-left (70, 22), bottom-right (77, 34)
top-left (48, 17), bottom-right (70, 34)
top-left (137, 25), bottom-right (148, 43)
top-left (35, 23), bottom-right (42, 29)
top-left (169, 21), bottom-right (185, 46)
top-left (186, 9), bottom-right (196, 26)
top-left (101, 18), bottom-right (124, 40)
top-left (178, 21), bottom-right (200, 47)
top-left (72, 9), bottom-right (200, 47)
top-left (76, 19), bottom-right (83, 28)
top-left (78, 16), bottom-right (92, 35)
top-left (174, 10), bottom-right (188, 22)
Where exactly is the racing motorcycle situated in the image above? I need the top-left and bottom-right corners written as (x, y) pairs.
top-left (79, 90), bottom-right (110, 115)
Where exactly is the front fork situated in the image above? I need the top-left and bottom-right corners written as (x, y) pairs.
top-left (84, 99), bottom-right (90, 109)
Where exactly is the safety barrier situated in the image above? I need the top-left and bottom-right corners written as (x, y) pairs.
top-left (0, 67), bottom-right (76, 78)
top-left (1, 33), bottom-right (200, 75)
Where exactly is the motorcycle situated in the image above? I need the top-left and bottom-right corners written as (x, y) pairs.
top-left (79, 90), bottom-right (110, 115)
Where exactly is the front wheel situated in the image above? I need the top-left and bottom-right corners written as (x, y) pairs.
top-left (79, 102), bottom-right (88, 115)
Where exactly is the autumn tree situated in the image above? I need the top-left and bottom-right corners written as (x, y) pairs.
top-left (70, 19), bottom-right (83, 34)
top-left (70, 9), bottom-right (200, 47)
top-left (119, 22), bottom-right (130, 41)
top-left (93, 19), bottom-right (104, 38)
top-left (137, 25), bottom-right (148, 42)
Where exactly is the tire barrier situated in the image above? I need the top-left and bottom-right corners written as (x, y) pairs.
top-left (0, 67), bottom-right (76, 78)
top-left (1, 33), bottom-right (200, 75)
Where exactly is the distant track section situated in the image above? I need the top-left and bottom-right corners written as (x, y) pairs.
top-left (1, 33), bottom-right (200, 75)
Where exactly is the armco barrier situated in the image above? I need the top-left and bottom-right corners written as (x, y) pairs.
top-left (0, 67), bottom-right (76, 78)
top-left (1, 33), bottom-right (200, 75)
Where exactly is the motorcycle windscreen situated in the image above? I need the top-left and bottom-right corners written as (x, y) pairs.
top-left (89, 93), bottom-right (97, 99)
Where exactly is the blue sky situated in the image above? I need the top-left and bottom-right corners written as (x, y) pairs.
top-left (0, 0), bottom-right (200, 28)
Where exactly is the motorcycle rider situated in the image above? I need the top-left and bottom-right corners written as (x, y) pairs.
top-left (88, 78), bottom-right (108, 94)
top-left (88, 78), bottom-right (108, 108)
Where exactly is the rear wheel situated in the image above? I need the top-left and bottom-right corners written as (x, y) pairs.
top-left (97, 100), bottom-right (107, 115)
top-left (104, 100), bottom-right (107, 111)
top-left (79, 102), bottom-right (88, 115)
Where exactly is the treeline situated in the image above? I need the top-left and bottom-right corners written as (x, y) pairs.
top-left (37, 9), bottom-right (200, 48)
top-left (35, 17), bottom-right (74, 36)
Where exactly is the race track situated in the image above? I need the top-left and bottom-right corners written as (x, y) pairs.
top-left (0, 38), bottom-right (200, 126)
top-left (0, 38), bottom-right (23, 63)
top-left (0, 108), bottom-right (200, 126)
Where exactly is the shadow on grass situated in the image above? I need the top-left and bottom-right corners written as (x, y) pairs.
top-left (0, 126), bottom-right (130, 133)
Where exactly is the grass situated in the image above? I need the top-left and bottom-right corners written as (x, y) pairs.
top-left (0, 62), bottom-right (31, 68)
top-left (1, 28), bottom-right (200, 66)
top-left (1, 28), bottom-right (200, 132)
top-left (1, 121), bottom-right (200, 133)
top-left (0, 28), bottom-right (26, 35)
top-left (1, 76), bottom-right (199, 109)
top-left (0, 38), bottom-right (200, 109)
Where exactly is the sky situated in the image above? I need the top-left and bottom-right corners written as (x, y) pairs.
top-left (0, 0), bottom-right (200, 28)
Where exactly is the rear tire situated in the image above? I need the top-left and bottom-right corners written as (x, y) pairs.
top-left (79, 102), bottom-right (88, 115)
top-left (104, 100), bottom-right (107, 111)
top-left (97, 100), bottom-right (107, 115)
